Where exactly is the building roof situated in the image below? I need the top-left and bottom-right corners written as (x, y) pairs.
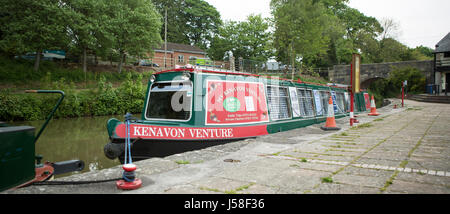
top-left (155, 42), bottom-right (206, 55)
top-left (434, 32), bottom-right (450, 53)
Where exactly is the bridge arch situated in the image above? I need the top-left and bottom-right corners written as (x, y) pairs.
top-left (361, 77), bottom-right (386, 89)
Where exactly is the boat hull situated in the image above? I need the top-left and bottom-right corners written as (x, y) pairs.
top-left (105, 123), bottom-right (269, 162)
top-left (110, 138), bottom-right (248, 163)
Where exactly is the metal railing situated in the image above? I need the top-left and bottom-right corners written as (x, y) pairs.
top-left (140, 56), bottom-right (332, 80)
top-left (436, 58), bottom-right (450, 67)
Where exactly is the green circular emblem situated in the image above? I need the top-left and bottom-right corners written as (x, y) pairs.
top-left (223, 97), bottom-right (241, 112)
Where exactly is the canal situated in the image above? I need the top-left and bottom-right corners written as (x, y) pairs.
top-left (13, 115), bottom-right (125, 178)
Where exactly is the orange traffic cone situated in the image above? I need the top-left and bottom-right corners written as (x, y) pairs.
top-left (368, 95), bottom-right (380, 116)
top-left (321, 96), bottom-right (341, 131)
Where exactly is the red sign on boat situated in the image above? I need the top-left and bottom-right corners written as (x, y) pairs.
top-left (364, 93), bottom-right (370, 110)
top-left (205, 80), bottom-right (269, 125)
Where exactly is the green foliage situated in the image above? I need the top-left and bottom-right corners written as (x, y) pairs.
top-left (0, 0), bottom-right (69, 55)
top-left (321, 177), bottom-right (333, 183)
top-left (0, 72), bottom-right (147, 122)
top-left (270, 0), bottom-right (432, 67)
top-left (0, 0), bottom-right (162, 73)
top-left (368, 66), bottom-right (426, 108)
top-left (208, 15), bottom-right (272, 62)
top-left (271, 0), bottom-right (331, 65)
top-left (0, 0), bottom-right (70, 71)
top-left (388, 66), bottom-right (426, 94)
top-left (152, 0), bottom-right (221, 49)
top-left (413, 46), bottom-right (434, 59)
top-left (0, 56), bottom-right (152, 88)
top-left (104, 0), bottom-right (163, 73)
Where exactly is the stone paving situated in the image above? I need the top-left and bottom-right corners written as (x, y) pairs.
top-left (5, 99), bottom-right (450, 194)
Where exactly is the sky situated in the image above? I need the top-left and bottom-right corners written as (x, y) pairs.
top-left (205, 0), bottom-right (450, 49)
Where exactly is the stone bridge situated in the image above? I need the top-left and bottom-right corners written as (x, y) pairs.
top-left (328, 60), bottom-right (434, 88)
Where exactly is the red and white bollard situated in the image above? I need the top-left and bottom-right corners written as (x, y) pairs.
top-left (116, 164), bottom-right (142, 190)
top-left (116, 113), bottom-right (142, 190)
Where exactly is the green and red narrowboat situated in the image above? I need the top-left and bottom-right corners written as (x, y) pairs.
top-left (104, 66), bottom-right (371, 163)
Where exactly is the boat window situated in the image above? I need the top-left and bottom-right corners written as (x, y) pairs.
top-left (146, 82), bottom-right (192, 121)
top-left (266, 86), bottom-right (291, 120)
top-left (297, 89), bottom-right (315, 117)
top-left (344, 92), bottom-right (350, 112)
top-left (336, 92), bottom-right (346, 114)
top-left (320, 91), bottom-right (330, 116)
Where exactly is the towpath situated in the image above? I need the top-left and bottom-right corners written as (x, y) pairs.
top-left (5, 98), bottom-right (450, 194)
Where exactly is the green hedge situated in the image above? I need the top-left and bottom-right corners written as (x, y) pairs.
top-left (0, 73), bottom-right (147, 122)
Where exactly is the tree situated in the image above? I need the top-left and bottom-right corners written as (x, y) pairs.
top-left (182, 0), bottom-right (222, 49)
top-left (152, 0), bottom-right (188, 44)
top-left (0, 0), bottom-right (69, 71)
top-left (64, 0), bottom-right (102, 73)
top-left (379, 17), bottom-right (401, 40)
top-left (104, 0), bottom-right (162, 73)
top-left (271, 0), bottom-right (331, 66)
top-left (152, 0), bottom-right (221, 49)
top-left (208, 15), bottom-right (272, 62)
top-left (413, 45), bottom-right (434, 59)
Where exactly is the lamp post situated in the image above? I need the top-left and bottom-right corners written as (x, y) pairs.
top-left (164, 8), bottom-right (168, 69)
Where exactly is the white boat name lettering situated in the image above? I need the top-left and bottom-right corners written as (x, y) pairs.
top-left (132, 126), bottom-right (233, 138)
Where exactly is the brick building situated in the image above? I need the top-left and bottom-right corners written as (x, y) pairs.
top-left (150, 42), bottom-right (207, 68)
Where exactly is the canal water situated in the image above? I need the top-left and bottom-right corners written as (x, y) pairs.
top-left (13, 115), bottom-right (125, 178)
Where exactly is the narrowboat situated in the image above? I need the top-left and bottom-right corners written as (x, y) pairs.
top-left (104, 66), bottom-right (371, 163)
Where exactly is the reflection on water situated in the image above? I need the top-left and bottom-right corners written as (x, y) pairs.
top-left (13, 115), bottom-right (125, 178)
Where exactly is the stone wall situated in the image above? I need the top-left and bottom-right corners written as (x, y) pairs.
top-left (329, 60), bottom-right (434, 86)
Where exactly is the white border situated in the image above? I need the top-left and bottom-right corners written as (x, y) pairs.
top-left (205, 79), bottom-right (270, 126)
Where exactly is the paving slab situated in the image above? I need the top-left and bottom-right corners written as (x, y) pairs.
top-left (308, 183), bottom-right (380, 194)
top-left (385, 180), bottom-right (450, 194)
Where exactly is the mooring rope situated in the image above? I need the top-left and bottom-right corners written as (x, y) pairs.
top-left (31, 177), bottom-right (122, 186)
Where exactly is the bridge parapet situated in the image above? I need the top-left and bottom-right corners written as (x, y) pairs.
top-left (329, 60), bottom-right (434, 87)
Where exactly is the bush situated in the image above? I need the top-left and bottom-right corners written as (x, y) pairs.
top-left (388, 66), bottom-right (426, 94)
top-left (0, 73), bottom-right (147, 121)
top-left (369, 66), bottom-right (425, 99)
top-left (367, 66), bottom-right (426, 108)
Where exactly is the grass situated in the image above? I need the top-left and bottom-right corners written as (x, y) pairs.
top-left (321, 177), bottom-right (333, 183)
top-left (271, 152), bottom-right (281, 156)
top-left (200, 183), bottom-right (255, 194)
top-left (350, 123), bottom-right (373, 130)
top-left (175, 160), bottom-right (190, 165)
top-left (225, 183), bottom-right (256, 194)
top-left (380, 171), bottom-right (398, 192)
top-left (406, 107), bottom-right (423, 111)
top-left (199, 187), bottom-right (221, 193)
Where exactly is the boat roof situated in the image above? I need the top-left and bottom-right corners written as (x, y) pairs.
top-left (154, 66), bottom-right (349, 90)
